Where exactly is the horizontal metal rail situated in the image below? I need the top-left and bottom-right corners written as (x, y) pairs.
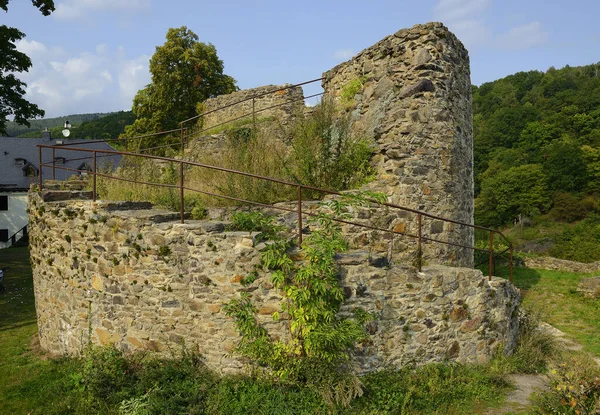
top-left (37, 144), bottom-right (514, 284)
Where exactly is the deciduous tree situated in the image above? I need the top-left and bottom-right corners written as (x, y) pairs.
top-left (124, 26), bottom-right (237, 147)
top-left (0, 0), bottom-right (55, 134)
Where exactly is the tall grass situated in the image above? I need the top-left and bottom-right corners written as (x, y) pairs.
top-left (96, 97), bottom-right (375, 210)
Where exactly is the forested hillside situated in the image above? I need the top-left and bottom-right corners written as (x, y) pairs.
top-left (473, 63), bottom-right (600, 261)
top-left (13, 111), bottom-right (135, 140)
top-left (5, 112), bottom-right (113, 137)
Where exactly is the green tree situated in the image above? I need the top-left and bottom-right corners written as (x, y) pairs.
top-left (542, 140), bottom-right (588, 192)
top-left (124, 26), bottom-right (237, 147)
top-left (475, 164), bottom-right (551, 227)
top-left (0, 0), bottom-right (54, 134)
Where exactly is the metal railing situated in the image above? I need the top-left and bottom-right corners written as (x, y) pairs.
top-left (36, 143), bottom-right (513, 283)
top-left (38, 77), bottom-right (514, 282)
top-left (50, 79), bottom-right (325, 157)
top-left (3, 225), bottom-right (28, 247)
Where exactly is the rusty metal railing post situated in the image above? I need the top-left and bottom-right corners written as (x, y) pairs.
top-left (180, 122), bottom-right (184, 154)
top-left (509, 246), bottom-right (513, 284)
top-left (179, 161), bottom-right (184, 224)
top-left (417, 213), bottom-right (422, 272)
top-left (38, 146), bottom-right (42, 190)
top-left (92, 151), bottom-right (97, 202)
top-left (52, 147), bottom-right (56, 180)
top-left (488, 232), bottom-right (494, 281)
top-left (252, 98), bottom-right (256, 134)
top-left (297, 186), bottom-right (303, 246)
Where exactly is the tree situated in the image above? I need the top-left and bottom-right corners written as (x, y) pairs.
top-left (0, 0), bottom-right (54, 134)
top-left (542, 140), bottom-right (588, 193)
top-left (475, 164), bottom-right (551, 227)
top-left (124, 26), bottom-right (237, 147)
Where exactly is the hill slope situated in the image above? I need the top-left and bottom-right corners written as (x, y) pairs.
top-left (473, 63), bottom-right (600, 262)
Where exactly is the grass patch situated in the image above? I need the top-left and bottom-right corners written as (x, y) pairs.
top-left (0, 247), bottom-right (80, 414)
top-left (491, 266), bottom-right (600, 357)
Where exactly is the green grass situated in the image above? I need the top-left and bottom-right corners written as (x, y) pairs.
top-left (0, 247), bottom-right (80, 414)
top-left (495, 266), bottom-right (600, 357)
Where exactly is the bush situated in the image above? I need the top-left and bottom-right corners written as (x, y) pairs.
top-left (531, 351), bottom-right (600, 414)
top-left (286, 96), bottom-right (374, 196)
top-left (349, 364), bottom-right (510, 414)
top-left (550, 214), bottom-right (600, 262)
top-left (549, 192), bottom-right (598, 222)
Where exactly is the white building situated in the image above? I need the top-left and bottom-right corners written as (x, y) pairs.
top-left (0, 132), bottom-right (121, 248)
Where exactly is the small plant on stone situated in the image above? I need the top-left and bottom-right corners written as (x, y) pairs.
top-left (230, 211), bottom-right (283, 242)
top-left (225, 192), bottom-right (380, 407)
top-left (158, 246), bottom-right (171, 258)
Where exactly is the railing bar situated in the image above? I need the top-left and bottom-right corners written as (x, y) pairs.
top-left (39, 143), bottom-right (512, 247)
top-left (55, 128), bottom-right (183, 147)
top-left (184, 92), bottom-right (325, 142)
top-left (180, 77), bottom-right (325, 125)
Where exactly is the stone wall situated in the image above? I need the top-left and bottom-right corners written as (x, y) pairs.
top-left (322, 22), bottom-right (474, 267)
top-left (29, 191), bottom-right (519, 373)
top-left (521, 256), bottom-right (600, 274)
top-left (187, 22), bottom-right (474, 267)
top-left (201, 84), bottom-right (305, 131)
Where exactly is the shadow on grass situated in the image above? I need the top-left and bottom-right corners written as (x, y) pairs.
top-left (0, 246), bottom-right (36, 331)
top-left (476, 262), bottom-right (542, 290)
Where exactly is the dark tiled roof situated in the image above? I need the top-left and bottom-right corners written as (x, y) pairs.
top-left (0, 137), bottom-right (122, 191)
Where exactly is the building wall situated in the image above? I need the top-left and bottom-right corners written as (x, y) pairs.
top-left (0, 192), bottom-right (28, 249)
top-left (29, 192), bottom-right (520, 373)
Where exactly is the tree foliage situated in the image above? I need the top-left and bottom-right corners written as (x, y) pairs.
top-left (123, 26), bottom-right (237, 147)
top-left (0, 0), bottom-right (55, 134)
top-left (473, 63), bottom-right (600, 227)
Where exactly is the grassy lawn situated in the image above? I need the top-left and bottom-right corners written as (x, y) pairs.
top-left (0, 247), bottom-right (78, 414)
top-left (499, 266), bottom-right (600, 357)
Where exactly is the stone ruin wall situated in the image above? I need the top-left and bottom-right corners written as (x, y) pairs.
top-left (187, 22), bottom-right (474, 267)
top-left (201, 84), bottom-right (305, 130)
top-left (322, 22), bottom-right (474, 266)
top-left (29, 191), bottom-right (519, 373)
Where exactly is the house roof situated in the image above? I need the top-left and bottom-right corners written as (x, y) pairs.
top-left (0, 137), bottom-right (122, 191)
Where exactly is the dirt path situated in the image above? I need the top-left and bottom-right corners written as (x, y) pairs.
top-left (486, 322), bottom-right (600, 414)
top-left (486, 374), bottom-right (548, 415)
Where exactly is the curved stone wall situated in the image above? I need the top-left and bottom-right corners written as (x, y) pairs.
top-left (29, 191), bottom-right (519, 373)
top-left (323, 22), bottom-right (474, 267)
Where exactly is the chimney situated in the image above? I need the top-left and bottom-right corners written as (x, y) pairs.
top-left (42, 129), bottom-right (51, 141)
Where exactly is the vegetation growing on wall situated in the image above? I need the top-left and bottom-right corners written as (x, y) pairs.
top-left (225, 193), bottom-right (383, 406)
top-left (96, 97), bottom-right (375, 209)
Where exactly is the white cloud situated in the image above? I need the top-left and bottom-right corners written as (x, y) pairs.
top-left (432, 0), bottom-right (548, 51)
top-left (54, 0), bottom-right (151, 20)
top-left (434, 0), bottom-right (491, 22)
top-left (118, 55), bottom-right (151, 100)
top-left (332, 49), bottom-right (355, 61)
top-left (497, 21), bottom-right (549, 50)
top-left (433, 0), bottom-right (491, 48)
top-left (14, 39), bottom-right (47, 56)
top-left (15, 40), bottom-right (150, 117)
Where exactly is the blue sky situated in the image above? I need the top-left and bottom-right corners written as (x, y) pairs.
top-left (4, 0), bottom-right (600, 118)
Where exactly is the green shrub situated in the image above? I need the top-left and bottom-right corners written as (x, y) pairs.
top-left (205, 377), bottom-right (328, 415)
top-left (81, 346), bottom-right (135, 406)
top-left (531, 351), bottom-right (600, 414)
top-left (286, 96), bottom-right (375, 197)
top-left (549, 192), bottom-right (598, 222)
top-left (550, 214), bottom-right (600, 262)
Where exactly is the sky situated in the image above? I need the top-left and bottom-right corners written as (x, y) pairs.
top-left (3, 0), bottom-right (600, 118)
